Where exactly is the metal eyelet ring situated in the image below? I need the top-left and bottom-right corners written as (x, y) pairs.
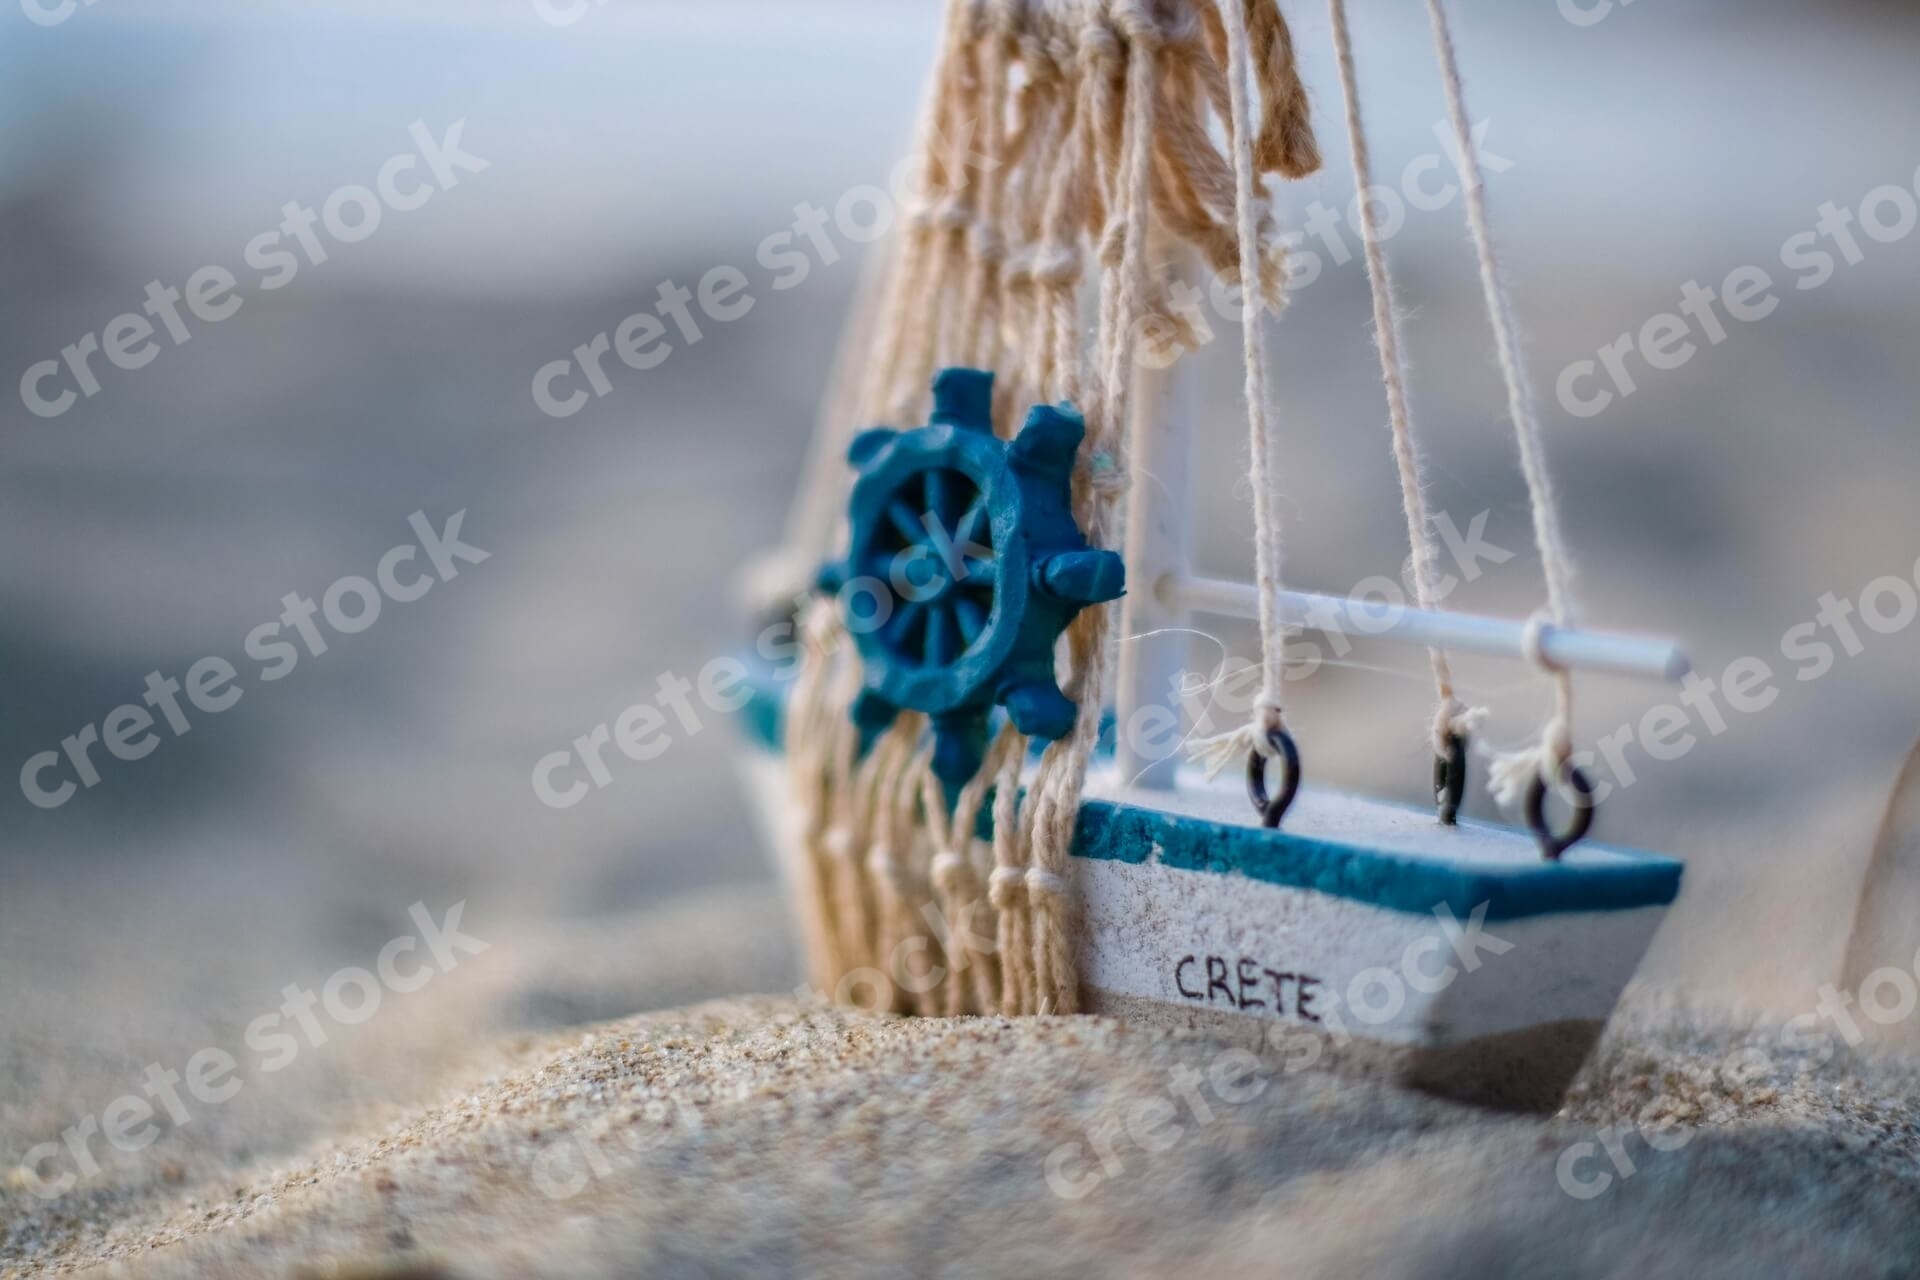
top-left (1525, 762), bottom-right (1595, 861)
top-left (1434, 732), bottom-right (1468, 827)
top-left (1246, 727), bottom-right (1301, 829)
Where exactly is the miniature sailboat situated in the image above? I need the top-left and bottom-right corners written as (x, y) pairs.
top-left (734, 0), bottom-right (1686, 1111)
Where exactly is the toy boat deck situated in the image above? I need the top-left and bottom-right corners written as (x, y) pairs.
top-left (734, 667), bottom-right (1680, 1112)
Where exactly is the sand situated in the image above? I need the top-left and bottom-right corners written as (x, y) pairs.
top-left (5, 794), bottom-right (1916, 1279)
top-left (8, 978), bottom-right (1919, 1279)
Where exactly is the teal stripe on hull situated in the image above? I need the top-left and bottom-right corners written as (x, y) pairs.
top-left (736, 650), bottom-right (1682, 922)
top-left (1070, 797), bottom-right (1679, 922)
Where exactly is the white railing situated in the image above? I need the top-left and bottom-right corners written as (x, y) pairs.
top-left (1160, 575), bottom-right (1689, 684)
top-left (1113, 257), bottom-right (1689, 788)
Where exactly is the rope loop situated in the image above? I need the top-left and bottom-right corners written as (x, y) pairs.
top-left (988, 865), bottom-right (1027, 910)
top-left (1001, 244), bottom-right (1038, 287)
top-left (1018, 29), bottom-right (1057, 80)
top-left (930, 196), bottom-right (974, 232)
top-left (931, 849), bottom-right (975, 894)
top-left (1106, 0), bottom-right (1164, 48)
top-left (1154, 0), bottom-right (1203, 51)
top-left (866, 843), bottom-right (908, 892)
top-left (1249, 697), bottom-right (1288, 751)
top-left (1246, 725), bottom-right (1301, 828)
top-left (1520, 611), bottom-right (1565, 673)
top-left (1025, 866), bottom-right (1069, 904)
top-left (1078, 14), bottom-right (1122, 70)
top-left (1030, 242), bottom-right (1084, 286)
top-left (1434, 731), bottom-right (1468, 826)
top-left (987, 0), bottom-right (1024, 36)
top-left (822, 827), bottom-right (856, 862)
top-left (969, 221), bottom-right (1008, 263)
top-left (1525, 759), bottom-right (1595, 860)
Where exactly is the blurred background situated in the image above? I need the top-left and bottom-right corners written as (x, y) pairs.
top-left (4, 0), bottom-right (1920, 1259)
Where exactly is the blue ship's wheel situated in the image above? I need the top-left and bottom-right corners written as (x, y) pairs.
top-left (855, 463), bottom-right (996, 672)
top-left (818, 368), bottom-right (1125, 789)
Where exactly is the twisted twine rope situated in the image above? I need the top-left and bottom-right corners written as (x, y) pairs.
top-left (1326, 0), bottom-right (1480, 759)
top-left (1424, 0), bottom-right (1581, 810)
top-left (787, 0), bottom-right (1323, 1016)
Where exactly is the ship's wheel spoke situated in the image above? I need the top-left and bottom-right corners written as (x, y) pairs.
top-left (953, 594), bottom-right (987, 647)
top-left (823, 369), bottom-right (1123, 787)
top-left (955, 497), bottom-right (989, 554)
top-left (924, 605), bottom-right (959, 666)
top-left (886, 599), bottom-right (926, 659)
top-left (887, 500), bottom-right (926, 547)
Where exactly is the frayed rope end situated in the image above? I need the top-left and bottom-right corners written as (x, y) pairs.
top-left (1483, 743), bottom-right (1544, 813)
top-left (1185, 718), bottom-right (1278, 779)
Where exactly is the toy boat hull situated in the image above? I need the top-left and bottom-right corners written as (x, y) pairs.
top-left (734, 666), bottom-right (1681, 1112)
top-left (1065, 774), bottom-right (1670, 1111)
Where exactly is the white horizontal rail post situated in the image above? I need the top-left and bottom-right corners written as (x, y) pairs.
top-left (1161, 574), bottom-right (1690, 684)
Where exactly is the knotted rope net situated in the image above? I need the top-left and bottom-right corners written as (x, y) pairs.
top-left (784, 0), bottom-right (1320, 1015)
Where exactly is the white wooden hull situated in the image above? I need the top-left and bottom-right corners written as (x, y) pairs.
top-left (736, 748), bottom-right (1676, 1110)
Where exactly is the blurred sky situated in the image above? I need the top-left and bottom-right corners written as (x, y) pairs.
top-left (6, 0), bottom-right (1918, 301)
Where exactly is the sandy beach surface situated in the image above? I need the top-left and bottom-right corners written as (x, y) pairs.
top-left (7, 873), bottom-right (1920, 1279)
